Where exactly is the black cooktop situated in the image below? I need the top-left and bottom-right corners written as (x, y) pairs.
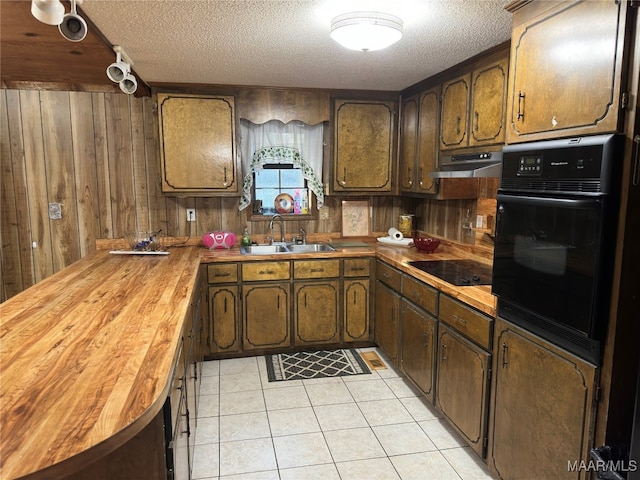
top-left (408, 259), bottom-right (493, 286)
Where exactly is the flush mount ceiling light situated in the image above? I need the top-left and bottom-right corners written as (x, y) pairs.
top-left (31, 0), bottom-right (65, 26)
top-left (107, 46), bottom-right (137, 95)
top-left (330, 11), bottom-right (403, 52)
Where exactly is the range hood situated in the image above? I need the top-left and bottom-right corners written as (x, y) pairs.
top-left (429, 150), bottom-right (503, 178)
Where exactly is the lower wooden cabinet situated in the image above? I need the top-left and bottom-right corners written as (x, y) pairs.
top-left (243, 283), bottom-right (290, 351)
top-left (488, 318), bottom-right (597, 480)
top-left (400, 298), bottom-right (437, 403)
top-left (343, 278), bottom-right (370, 342)
top-left (208, 285), bottom-right (241, 354)
top-left (294, 281), bottom-right (340, 345)
top-left (375, 280), bottom-right (401, 365)
top-left (436, 323), bottom-right (491, 458)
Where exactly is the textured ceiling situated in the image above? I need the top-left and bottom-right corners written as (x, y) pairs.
top-left (79, 0), bottom-right (513, 91)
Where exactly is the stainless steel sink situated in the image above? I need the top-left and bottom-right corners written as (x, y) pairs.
top-left (286, 243), bottom-right (335, 253)
top-left (240, 243), bottom-right (335, 255)
top-left (240, 244), bottom-right (289, 254)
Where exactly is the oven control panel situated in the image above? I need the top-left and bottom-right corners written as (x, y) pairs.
top-left (517, 155), bottom-right (543, 175)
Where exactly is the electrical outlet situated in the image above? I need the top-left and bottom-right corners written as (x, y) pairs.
top-left (186, 208), bottom-right (196, 222)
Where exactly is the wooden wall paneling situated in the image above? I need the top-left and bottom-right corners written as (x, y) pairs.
top-left (21, 90), bottom-right (54, 283)
top-left (104, 93), bottom-right (136, 237)
top-left (196, 197), bottom-right (219, 234)
top-left (1, 90), bottom-right (29, 299)
top-left (220, 197), bottom-right (243, 237)
top-left (70, 92), bottom-right (100, 259)
top-left (40, 91), bottom-right (81, 271)
top-left (142, 97), bottom-right (169, 235)
top-left (92, 93), bottom-right (114, 239)
top-left (130, 97), bottom-right (151, 233)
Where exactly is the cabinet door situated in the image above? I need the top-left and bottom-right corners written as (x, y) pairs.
top-left (400, 95), bottom-right (418, 191)
top-left (470, 58), bottom-right (508, 146)
top-left (506, 0), bottom-right (627, 143)
top-left (243, 284), bottom-right (290, 350)
top-left (436, 323), bottom-right (490, 457)
top-left (344, 278), bottom-right (370, 342)
top-left (401, 299), bottom-right (437, 403)
top-left (208, 285), bottom-right (241, 354)
top-left (488, 319), bottom-right (597, 480)
top-left (158, 93), bottom-right (238, 195)
top-left (375, 281), bottom-right (401, 364)
top-left (294, 281), bottom-right (340, 345)
top-left (416, 88), bottom-right (440, 194)
top-left (333, 99), bottom-right (395, 192)
top-left (440, 74), bottom-right (470, 150)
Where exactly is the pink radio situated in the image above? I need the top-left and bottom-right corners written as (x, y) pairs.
top-left (202, 231), bottom-right (237, 249)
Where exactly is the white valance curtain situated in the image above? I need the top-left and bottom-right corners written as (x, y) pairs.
top-left (238, 119), bottom-right (324, 211)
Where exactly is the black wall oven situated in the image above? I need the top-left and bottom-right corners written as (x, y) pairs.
top-left (492, 134), bottom-right (623, 365)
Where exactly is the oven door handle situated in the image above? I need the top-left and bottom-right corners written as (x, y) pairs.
top-left (497, 193), bottom-right (601, 209)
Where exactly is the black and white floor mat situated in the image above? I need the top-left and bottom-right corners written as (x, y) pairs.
top-left (265, 349), bottom-right (371, 382)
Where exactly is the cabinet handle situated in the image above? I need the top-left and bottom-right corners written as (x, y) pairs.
top-left (407, 167), bottom-right (413, 187)
top-left (456, 116), bottom-right (461, 135)
top-left (453, 314), bottom-right (466, 325)
top-left (517, 91), bottom-right (525, 121)
top-left (423, 331), bottom-right (428, 348)
top-left (258, 270), bottom-right (275, 275)
top-left (310, 268), bottom-right (325, 273)
top-left (277, 295), bottom-right (280, 310)
top-left (474, 111), bottom-right (479, 132)
top-left (339, 167), bottom-right (347, 186)
top-left (224, 297), bottom-right (227, 314)
top-left (382, 272), bottom-right (390, 279)
top-left (351, 267), bottom-right (365, 272)
top-left (304, 293), bottom-right (307, 308)
top-left (223, 167), bottom-right (229, 187)
top-left (632, 134), bottom-right (640, 187)
top-left (441, 343), bottom-right (447, 361)
top-left (411, 289), bottom-right (421, 298)
top-left (353, 291), bottom-right (357, 304)
top-left (215, 272), bottom-right (231, 278)
top-left (502, 342), bottom-right (508, 368)
top-left (418, 168), bottom-right (424, 187)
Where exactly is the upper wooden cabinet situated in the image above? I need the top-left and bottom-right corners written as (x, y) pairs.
top-left (157, 93), bottom-right (239, 196)
top-left (237, 88), bottom-right (330, 125)
top-left (332, 99), bottom-right (397, 193)
top-left (505, 0), bottom-right (629, 143)
top-left (400, 87), bottom-right (440, 194)
top-left (440, 57), bottom-right (509, 151)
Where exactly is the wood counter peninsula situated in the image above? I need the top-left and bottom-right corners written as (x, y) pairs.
top-left (0, 246), bottom-right (202, 480)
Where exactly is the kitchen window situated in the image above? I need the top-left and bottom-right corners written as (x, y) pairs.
top-left (239, 120), bottom-right (324, 217)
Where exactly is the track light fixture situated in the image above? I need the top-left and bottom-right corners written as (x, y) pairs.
top-left (31, 0), bottom-right (65, 26)
top-left (107, 46), bottom-right (138, 95)
top-left (59, 0), bottom-right (87, 42)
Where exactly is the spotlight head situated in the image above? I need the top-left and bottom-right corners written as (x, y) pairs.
top-left (31, 0), bottom-right (65, 25)
top-left (119, 73), bottom-right (138, 95)
top-left (59, 13), bottom-right (87, 42)
top-left (106, 61), bottom-right (130, 83)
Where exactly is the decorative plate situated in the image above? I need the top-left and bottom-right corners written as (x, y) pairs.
top-left (275, 193), bottom-right (294, 213)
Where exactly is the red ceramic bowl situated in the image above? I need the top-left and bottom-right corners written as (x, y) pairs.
top-left (413, 237), bottom-right (440, 253)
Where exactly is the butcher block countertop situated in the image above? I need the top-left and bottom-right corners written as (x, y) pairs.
top-left (200, 236), bottom-right (497, 317)
top-left (0, 235), bottom-right (495, 479)
top-left (0, 247), bottom-right (201, 480)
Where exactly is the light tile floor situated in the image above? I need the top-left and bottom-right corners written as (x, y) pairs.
top-left (192, 347), bottom-right (494, 480)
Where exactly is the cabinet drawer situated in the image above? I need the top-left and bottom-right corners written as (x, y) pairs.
top-left (207, 263), bottom-right (239, 284)
top-left (344, 258), bottom-right (371, 277)
top-left (242, 261), bottom-right (290, 281)
top-left (294, 260), bottom-right (340, 279)
top-left (439, 295), bottom-right (492, 350)
top-left (376, 261), bottom-right (402, 291)
top-left (402, 275), bottom-right (438, 316)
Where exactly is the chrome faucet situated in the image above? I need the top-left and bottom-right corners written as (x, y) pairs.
top-left (299, 228), bottom-right (307, 244)
top-left (269, 214), bottom-right (285, 243)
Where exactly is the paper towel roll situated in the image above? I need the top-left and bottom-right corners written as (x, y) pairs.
top-left (388, 227), bottom-right (404, 241)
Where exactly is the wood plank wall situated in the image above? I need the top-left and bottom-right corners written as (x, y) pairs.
top-left (0, 87), bottom-right (495, 302)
